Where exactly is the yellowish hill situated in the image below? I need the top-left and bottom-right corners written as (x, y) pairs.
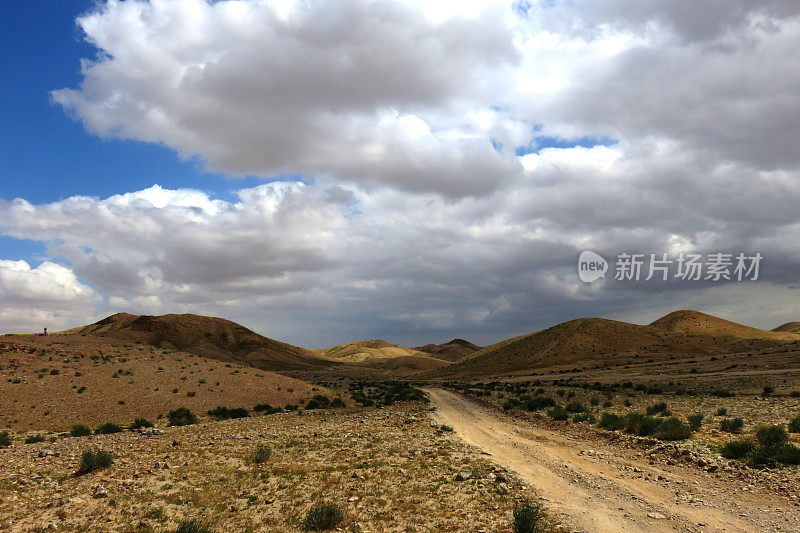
top-left (314, 340), bottom-right (451, 373)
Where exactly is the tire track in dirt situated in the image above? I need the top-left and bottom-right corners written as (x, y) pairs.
top-left (426, 388), bottom-right (770, 533)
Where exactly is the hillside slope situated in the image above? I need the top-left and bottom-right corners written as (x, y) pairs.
top-left (414, 339), bottom-right (481, 362)
top-left (425, 310), bottom-right (800, 379)
top-left (313, 340), bottom-right (451, 373)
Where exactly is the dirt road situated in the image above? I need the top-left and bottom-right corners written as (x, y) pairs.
top-left (426, 388), bottom-right (798, 533)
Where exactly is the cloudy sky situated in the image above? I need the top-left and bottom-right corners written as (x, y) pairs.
top-left (2, 0), bottom-right (800, 347)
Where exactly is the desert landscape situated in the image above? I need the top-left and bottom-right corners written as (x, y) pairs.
top-left (2, 310), bottom-right (800, 532)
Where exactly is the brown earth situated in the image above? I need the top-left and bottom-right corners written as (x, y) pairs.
top-left (0, 333), bottom-right (319, 432)
top-left (425, 310), bottom-right (800, 379)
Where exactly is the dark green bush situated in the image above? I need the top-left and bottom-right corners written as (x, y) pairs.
top-left (755, 425), bottom-right (788, 448)
top-left (25, 435), bottom-right (46, 444)
top-left (168, 407), bottom-right (197, 426)
top-left (789, 415), bottom-right (800, 434)
top-left (547, 406), bottom-right (568, 421)
top-left (330, 397), bottom-right (347, 408)
top-left (719, 418), bottom-right (744, 433)
top-left (720, 439), bottom-right (755, 459)
top-left (748, 445), bottom-right (779, 469)
top-left (0, 431), bottom-right (12, 447)
top-left (95, 422), bottom-right (123, 435)
top-left (597, 412), bottom-right (626, 430)
top-left (624, 413), bottom-right (661, 437)
top-left (207, 406), bottom-right (249, 420)
top-left (525, 396), bottom-right (556, 411)
top-left (130, 418), bottom-right (153, 430)
top-left (70, 424), bottom-right (92, 437)
top-left (302, 501), bottom-right (344, 530)
top-left (572, 413), bottom-right (596, 423)
top-left (253, 403), bottom-right (283, 415)
top-left (687, 413), bottom-right (704, 431)
top-left (77, 449), bottom-right (113, 475)
top-left (564, 401), bottom-right (587, 413)
top-left (775, 443), bottom-right (800, 465)
top-left (645, 402), bottom-right (669, 416)
top-left (305, 395), bottom-right (331, 410)
top-left (513, 500), bottom-right (547, 533)
top-left (716, 407), bottom-right (727, 416)
top-left (654, 418), bottom-right (692, 441)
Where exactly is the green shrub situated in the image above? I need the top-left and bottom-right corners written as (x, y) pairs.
top-left (787, 415), bottom-right (800, 434)
top-left (440, 424), bottom-right (454, 432)
top-left (720, 439), bottom-right (755, 459)
top-left (70, 424), bottom-right (92, 437)
top-left (168, 407), bottom-right (197, 426)
top-left (716, 407), bottom-right (728, 416)
top-left (253, 403), bottom-right (283, 415)
top-left (95, 422), bottom-right (123, 435)
top-left (762, 386), bottom-right (774, 396)
top-left (253, 444), bottom-right (272, 464)
top-left (645, 402), bottom-right (669, 416)
top-left (331, 397), bottom-right (347, 408)
top-left (547, 406), bottom-right (568, 421)
top-left (748, 445), bottom-right (779, 469)
top-left (775, 443), bottom-right (800, 465)
top-left (305, 395), bottom-right (332, 410)
top-left (624, 413), bottom-right (662, 437)
top-left (207, 406), bottom-right (249, 420)
top-left (687, 413), bottom-right (704, 431)
top-left (654, 418), bottom-right (693, 441)
top-left (25, 435), bottom-right (46, 444)
top-left (755, 425), bottom-right (788, 448)
top-left (130, 418), bottom-right (153, 430)
top-left (572, 413), bottom-right (596, 423)
top-left (525, 396), bottom-right (556, 411)
top-left (77, 449), bottom-right (113, 475)
top-left (513, 500), bottom-right (547, 533)
top-left (564, 401), bottom-right (587, 413)
top-left (719, 418), bottom-right (744, 433)
top-left (175, 520), bottom-right (214, 533)
top-left (0, 432), bottom-right (12, 447)
top-left (302, 501), bottom-right (344, 530)
top-left (598, 412), bottom-right (626, 430)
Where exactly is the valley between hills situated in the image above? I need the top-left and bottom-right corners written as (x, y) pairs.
top-left (2, 309), bottom-right (800, 532)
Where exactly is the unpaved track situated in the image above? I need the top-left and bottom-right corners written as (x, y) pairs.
top-left (426, 388), bottom-right (796, 533)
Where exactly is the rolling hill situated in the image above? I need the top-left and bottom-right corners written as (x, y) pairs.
top-left (414, 339), bottom-right (481, 362)
top-left (424, 310), bottom-right (800, 379)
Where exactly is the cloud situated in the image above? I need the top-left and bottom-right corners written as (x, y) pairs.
top-left (0, 260), bottom-right (101, 332)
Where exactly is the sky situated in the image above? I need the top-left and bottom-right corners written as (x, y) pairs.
top-left (2, 0), bottom-right (800, 347)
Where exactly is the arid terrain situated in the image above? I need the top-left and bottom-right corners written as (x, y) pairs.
top-left (3, 309), bottom-right (800, 531)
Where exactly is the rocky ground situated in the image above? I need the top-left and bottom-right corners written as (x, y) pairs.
top-left (0, 404), bottom-right (530, 532)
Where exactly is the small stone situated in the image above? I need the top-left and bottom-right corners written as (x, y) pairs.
top-left (93, 485), bottom-right (109, 499)
top-left (455, 470), bottom-right (472, 481)
top-left (647, 512), bottom-right (665, 520)
top-left (497, 482), bottom-right (510, 495)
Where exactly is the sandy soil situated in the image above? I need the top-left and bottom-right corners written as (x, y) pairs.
top-left (427, 388), bottom-right (800, 533)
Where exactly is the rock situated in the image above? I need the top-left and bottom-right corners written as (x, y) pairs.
top-left (92, 485), bottom-right (109, 499)
top-left (349, 496), bottom-right (360, 502)
top-left (497, 482), bottom-right (510, 495)
top-left (455, 470), bottom-right (472, 481)
top-left (495, 472), bottom-right (508, 483)
top-left (647, 512), bottom-right (666, 520)
top-left (38, 449), bottom-right (55, 458)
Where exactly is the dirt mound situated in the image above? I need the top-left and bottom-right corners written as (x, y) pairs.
top-left (415, 338), bottom-right (481, 362)
top-left (425, 311), bottom-right (800, 379)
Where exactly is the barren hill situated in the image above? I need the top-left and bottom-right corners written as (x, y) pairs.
top-left (62, 313), bottom-right (332, 372)
top-left (0, 333), bottom-right (318, 432)
top-left (313, 340), bottom-right (451, 373)
top-left (415, 339), bottom-right (481, 362)
top-left (773, 321), bottom-right (800, 333)
top-left (425, 310), bottom-right (800, 379)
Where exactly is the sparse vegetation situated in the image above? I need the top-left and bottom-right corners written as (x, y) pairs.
top-left (0, 432), bottom-right (12, 447)
top-left (76, 449), bottom-right (113, 475)
top-left (513, 500), bottom-right (548, 533)
top-left (687, 412), bottom-right (704, 431)
top-left (302, 501), bottom-right (344, 530)
top-left (175, 519), bottom-right (214, 533)
top-left (95, 422), bottom-right (123, 434)
top-left (719, 417), bottom-right (744, 433)
top-left (130, 417), bottom-right (154, 429)
top-left (70, 424), bottom-right (92, 437)
top-left (168, 407), bottom-right (197, 426)
top-left (253, 444), bottom-right (272, 464)
top-left (207, 406), bottom-right (249, 420)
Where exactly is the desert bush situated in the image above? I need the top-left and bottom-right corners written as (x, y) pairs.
top-left (525, 396), bottom-right (556, 411)
top-left (302, 501), bottom-right (344, 531)
top-left (748, 445), bottom-right (779, 469)
top-left (175, 519), bottom-right (214, 533)
top-left (716, 407), bottom-right (728, 416)
top-left (503, 398), bottom-right (522, 411)
top-left (756, 425), bottom-right (788, 448)
top-left (253, 444), bottom-right (272, 464)
top-left (564, 401), bottom-right (587, 413)
top-left (253, 403), bottom-right (283, 415)
top-left (719, 418), bottom-right (744, 433)
top-left (513, 500), bottom-right (547, 533)
top-left (775, 443), bottom-right (800, 465)
top-left (305, 395), bottom-right (331, 410)
top-left (130, 418), bottom-right (153, 430)
top-left (95, 422), bottom-right (123, 435)
top-left (624, 413), bottom-right (661, 437)
top-left (168, 407), bottom-right (197, 426)
top-left (440, 424), bottom-right (454, 432)
top-left (572, 413), bottom-right (595, 423)
top-left (0, 432), bottom-right (12, 447)
top-left (788, 415), bottom-right (800, 433)
top-left (645, 402), bottom-right (669, 416)
top-left (330, 397), bottom-right (347, 408)
top-left (654, 418), bottom-right (692, 441)
top-left (720, 439), bottom-right (755, 459)
top-left (790, 391), bottom-right (800, 398)
top-left (597, 412), bottom-right (626, 431)
top-left (77, 449), bottom-right (113, 475)
top-left (207, 406), bottom-right (249, 420)
top-left (70, 424), bottom-right (92, 437)
top-left (687, 413), bottom-right (704, 431)
top-left (25, 435), bottom-right (46, 444)
top-left (547, 406), bottom-right (568, 421)
top-left (762, 386), bottom-right (774, 396)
